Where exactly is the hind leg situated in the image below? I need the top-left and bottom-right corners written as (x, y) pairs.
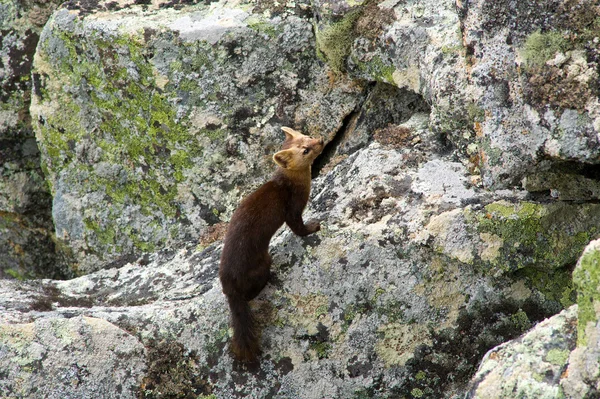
top-left (243, 252), bottom-right (272, 301)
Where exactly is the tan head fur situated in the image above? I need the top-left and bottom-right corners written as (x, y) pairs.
top-left (273, 127), bottom-right (324, 171)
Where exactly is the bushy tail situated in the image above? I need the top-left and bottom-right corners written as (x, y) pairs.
top-left (227, 296), bottom-right (260, 362)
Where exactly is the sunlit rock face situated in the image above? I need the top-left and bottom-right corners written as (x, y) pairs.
top-left (0, 0), bottom-right (598, 397)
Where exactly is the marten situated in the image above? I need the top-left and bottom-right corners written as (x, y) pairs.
top-left (219, 126), bottom-right (325, 362)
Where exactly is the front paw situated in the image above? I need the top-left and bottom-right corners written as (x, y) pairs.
top-left (306, 220), bottom-right (321, 233)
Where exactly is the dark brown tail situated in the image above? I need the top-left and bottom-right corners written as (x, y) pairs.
top-left (227, 295), bottom-right (260, 362)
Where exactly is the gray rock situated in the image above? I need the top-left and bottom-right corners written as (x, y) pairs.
top-left (466, 306), bottom-right (577, 399)
top-left (30, 0), bottom-right (366, 273)
top-left (0, 0), bottom-right (71, 279)
top-left (314, 0), bottom-right (600, 189)
top-left (563, 239), bottom-right (600, 398)
top-left (465, 239), bottom-right (600, 399)
top-left (461, 0), bottom-right (600, 188)
top-left (0, 126), bottom-right (594, 397)
top-left (1, 0), bottom-right (599, 396)
top-left (0, 315), bottom-right (146, 399)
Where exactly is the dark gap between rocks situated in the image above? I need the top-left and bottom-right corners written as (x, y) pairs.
top-left (311, 81), bottom-right (431, 179)
top-left (311, 82), bottom-right (377, 178)
top-left (311, 109), bottom-right (361, 179)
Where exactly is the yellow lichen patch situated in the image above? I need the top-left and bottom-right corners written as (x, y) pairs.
top-left (310, 239), bottom-right (346, 271)
top-left (0, 323), bottom-right (36, 347)
top-left (376, 322), bottom-right (431, 367)
top-left (424, 209), bottom-right (474, 264)
top-left (284, 293), bottom-right (331, 335)
top-left (478, 232), bottom-right (503, 262)
top-left (422, 257), bottom-right (466, 329)
top-left (153, 71), bottom-right (169, 90)
top-left (392, 66), bottom-right (421, 93)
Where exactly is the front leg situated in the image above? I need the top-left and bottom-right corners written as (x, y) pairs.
top-left (286, 210), bottom-right (320, 237)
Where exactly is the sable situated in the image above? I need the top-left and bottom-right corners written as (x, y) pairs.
top-left (219, 126), bottom-right (324, 362)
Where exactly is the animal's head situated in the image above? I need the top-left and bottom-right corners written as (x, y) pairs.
top-left (273, 127), bottom-right (325, 171)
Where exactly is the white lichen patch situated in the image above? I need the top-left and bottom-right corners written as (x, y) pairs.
top-left (422, 209), bottom-right (474, 264)
top-left (478, 232), bottom-right (503, 262)
top-left (376, 322), bottom-right (431, 367)
top-left (392, 65), bottom-right (421, 93)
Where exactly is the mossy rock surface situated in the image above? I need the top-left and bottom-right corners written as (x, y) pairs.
top-left (0, 0), bottom-right (71, 279)
top-left (31, 1), bottom-right (365, 273)
top-left (573, 239), bottom-right (600, 346)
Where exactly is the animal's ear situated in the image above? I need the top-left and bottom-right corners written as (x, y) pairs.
top-left (281, 126), bottom-right (303, 141)
top-left (273, 149), bottom-right (294, 169)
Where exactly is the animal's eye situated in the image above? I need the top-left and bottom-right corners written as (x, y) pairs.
top-left (303, 148), bottom-right (310, 155)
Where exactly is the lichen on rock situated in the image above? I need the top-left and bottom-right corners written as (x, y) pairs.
top-left (0, 0), bottom-right (70, 279)
top-left (572, 239), bottom-right (600, 346)
top-left (30, 0), bottom-right (365, 273)
top-left (1, 0), bottom-right (600, 397)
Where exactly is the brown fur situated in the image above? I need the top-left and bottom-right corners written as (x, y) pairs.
top-left (219, 127), bottom-right (324, 362)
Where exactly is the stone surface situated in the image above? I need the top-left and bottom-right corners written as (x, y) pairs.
top-left (1, 0), bottom-right (599, 397)
top-left (460, 0), bottom-right (600, 188)
top-left (466, 306), bottom-right (578, 399)
top-left (465, 239), bottom-right (600, 399)
top-left (0, 316), bottom-right (146, 399)
top-left (312, 0), bottom-right (600, 188)
top-left (30, 0), bottom-right (367, 273)
top-left (563, 239), bottom-right (600, 398)
top-left (0, 123), bottom-right (594, 397)
top-left (28, 0), bottom-right (600, 273)
top-left (0, 0), bottom-right (70, 279)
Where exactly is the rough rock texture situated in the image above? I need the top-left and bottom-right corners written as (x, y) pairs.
top-left (0, 316), bottom-right (146, 398)
top-left (315, 0), bottom-right (600, 188)
top-left (1, 118), bottom-right (596, 397)
top-left (29, 0), bottom-right (600, 272)
top-left (30, 0), bottom-right (367, 273)
top-left (460, 0), bottom-right (600, 188)
top-left (1, 0), bottom-right (599, 397)
top-left (564, 239), bottom-right (600, 398)
top-left (0, 0), bottom-right (69, 279)
top-left (466, 306), bottom-right (578, 399)
top-left (466, 239), bottom-right (600, 399)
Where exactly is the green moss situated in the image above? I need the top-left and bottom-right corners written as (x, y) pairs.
top-left (573, 245), bottom-right (600, 346)
top-left (200, 128), bottom-right (225, 141)
top-left (84, 217), bottom-right (116, 246)
top-left (315, 10), bottom-right (362, 73)
top-left (411, 388), bottom-right (424, 398)
top-left (37, 24), bottom-right (208, 255)
top-left (247, 19), bottom-right (278, 38)
top-left (5, 268), bottom-right (30, 280)
top-left (355, 55), bottom-right (395, 84)
top-left (475, 202), bottom-right (599, 273)
top-left (521, 30), bottom-right (569, 68)
top-left (353, 388), bottom-right (375, 399)
top-left (509, 309), bottom-right (532, 331)
top-left (375, 299), bottom-right (405, 323)
top-left (515, 266), bottom-right (575, 309)
top-left (315, 304), bottom-right (328, 318)
top-left (466, 101), bottom-right (485, 124)
top-left (342, 302), bottom-right (370, 332)
top-left (533, 372), bottom-right (545, 382)
top-left (309, 341), bottom-right (332, 359)
top-left (546, 348), bottom-right (570, 366)
top-left (441, 44), bottom-right (464, 56)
